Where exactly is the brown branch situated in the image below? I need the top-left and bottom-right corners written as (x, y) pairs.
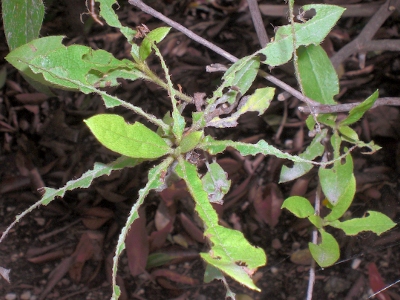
top-left (128, 0), bottom-right (320, 108)
top-left (298, 97), bottom-right (400, 114)
top-left (247, 0), bottom-right (269, 47)
top-left (258, 1), bottom-right (386, 18)
top-left (331, 0), bottom-right (400, 69)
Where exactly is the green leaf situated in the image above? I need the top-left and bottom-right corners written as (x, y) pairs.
top-left (297, 45), bottom-right (338, 105)
top-left (175, 159), bottom-right (266, 291)
top-left (324, 174), bottom-right (355, 222)
top-left (1, 156), bottom-right (140, 250)
top-left (207, 87), bottom-right (275, 128)
top-left (202, 162), bottom-right (231, 204)
top-left (210, 56), bottom-right (260, 102)
top-left (204, 264), bottom-right (236, 299)
top-left (41, 156), bottom-right (140, 206)
top-left (180, 131), bottom-right (203, 153)
top-left (140, 27), bottom-right (171, 60)
top-left (85, 114), bottom-right (171, 159)
top-left (5, 36), bottom-right (66, 94)
top-left (199, 136), bottom-right (317, 164)
top-left (2, 0), bottom-right (44, 50)
top-left (340, 90), bottom-right (379, 126)
top-left (2, 0), bottom-right (54, 95)
top-left (111, 157), bottom-right (174, 300)
top-left (258, 4), bottom-right (345, 66)
top-left (97, 0), bottom-right (136, 42)
top-left (319, 154), bottom-right (353, 205)
top-left (338, 126), bottom-right (359, 142)
top-left (6, 36), bottom-right (143, 92)
top-left (308, 215), bottom-right (323, 229)
top-left (329, 211), bottom-right (396, 236)
top-left (309, 229), bottom-right (340, 267)
top-left (282, 196), bottom-right (314, 218)
top-left (280, 129), bottom-right (326, 183)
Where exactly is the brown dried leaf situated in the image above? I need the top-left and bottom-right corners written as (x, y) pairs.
top-left (366, 107), bottom-right (400, 139)
top-left (69, 231), bottom-right (104, 282)
top-left (179, 213), bottom-right (205, 244)
top-left (155, 198), bottom-right (176, 231)
top-left (149, 221), bottom-right (173, 251)
top-left (290, 249), bottom-right (312, 265)
top-left (252, 183), bottom-right (284, 228)
top-left (81, 207), bottom-right (114, 230)
top-left (151, 268), bottom-right (199, 285)
top-left (95, 187), bottom-right (128, 203)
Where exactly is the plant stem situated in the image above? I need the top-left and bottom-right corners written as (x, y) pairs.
top-left (128, 0), bottom-right (320, 107)
top-left (306, 184), bottom-right (322, 300)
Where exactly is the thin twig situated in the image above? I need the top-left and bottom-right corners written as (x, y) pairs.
top-left (298, 97), bottom-right (400, 114)
top-left (128, 0), bottom-right (320, 107)
top-left (247, 0), bottom-right (269, 47)
top-left (306, 184), bottom-right (322, 300)
top-left (331, 0), bottom-right (400, 69)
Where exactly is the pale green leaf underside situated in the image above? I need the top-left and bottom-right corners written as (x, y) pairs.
top-left (85, 114), bottom-right (171, 159)
top-left (259, 4), bottom-right (345, 67)
top-left (202, 162), bottom-right (231, 204)
top-left (324, 174), bottom-right (355, 222)
top-left (329, 211), bottom-right (396, 236)
top-left (280, 129), bottom-right (327, 183)
top-left (309, 229), bottom-right (340, 267)
top-left (208, 87), bottom-right (275, 128)
top-left (319, 154), bottom-right (353, 205)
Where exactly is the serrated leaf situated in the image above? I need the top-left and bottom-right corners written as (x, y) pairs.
top-left (180, 131), bottom-right (203, 153)
top-left (2, 0), bottom-right (44, 50)
top-left (207, 87), bottom-right (275, 128)
top-left (280, 129), bottom-right (326, 183)
top-left (329, 211), bottom-right (396, 236)
top-left (309, 229), bottom-right (340, 267)
top-left (85, 114), bottom-right (171, 159)
top-left (175, 159), bottom-right (266, 291)
top-left (111, 157), bottom-right (174, 300)
top-left (324, 174), bottom-right (355, 222)
top-left (258, 4), bottom-right (345, 66)
top-left (297, 45), bottom-right (338, 105)
top-left (202, 162), bottom-right (231, 204)
top-left (282, 196), bottom-right (314, 218)
top-left (5, 37), bottom-right (146, 109)
top-left (97, 0), bottom-right (136, 42)
top-left (319, 154), bottom-right (353, 205)
top-left (199, 136), bottom-right (316, 164)
top-left (340, 90), bottom-right (379, 126)
top-left (0, 156), bottom-right (140, 247)
top-left (140, 27), bottom-right (171, 60)
top-left (42, 156), bottom-right (140, 205)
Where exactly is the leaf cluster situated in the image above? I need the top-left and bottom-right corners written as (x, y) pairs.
top-left (1, 0), bottom-right (396, 298)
